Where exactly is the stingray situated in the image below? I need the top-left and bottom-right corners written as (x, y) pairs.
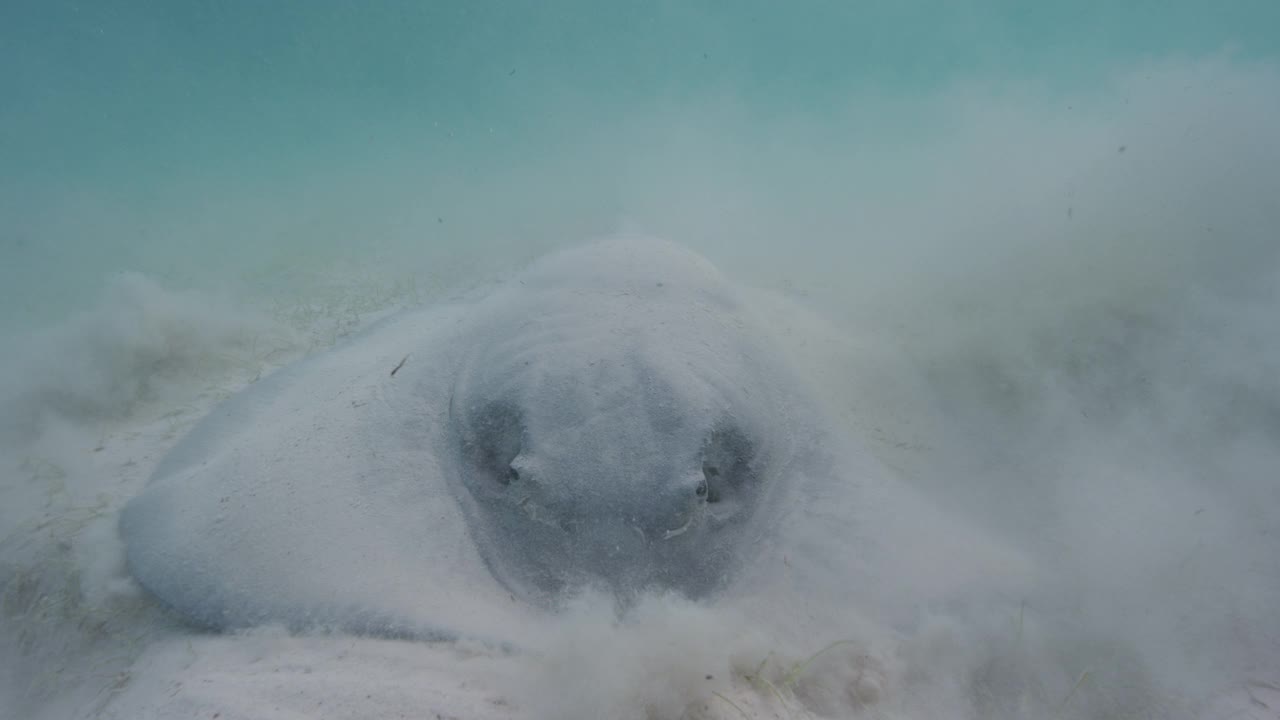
top-left (120, 238), bottom-right (1025, 647)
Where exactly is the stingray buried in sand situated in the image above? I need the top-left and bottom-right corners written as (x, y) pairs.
top-left (119, 238), bottom-right (1028, 648)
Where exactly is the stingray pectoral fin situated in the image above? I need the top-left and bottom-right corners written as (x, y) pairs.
top-left (121, 420), bottom-right (530, 647)
top-left (122, 477), bottom-right (480, 644)
top-left (121, 472), bottom-right (245, 631)
top-left (119, 308), bottom-right (532, 647)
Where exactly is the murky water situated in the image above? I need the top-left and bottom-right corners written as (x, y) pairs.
top-left (2, 3), bottom-right (1278, 719)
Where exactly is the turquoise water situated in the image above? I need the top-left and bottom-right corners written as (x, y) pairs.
top-left (2, 4), bottom-right (1279, 719)
top-left (3, 1), bottom-right (1277, 328)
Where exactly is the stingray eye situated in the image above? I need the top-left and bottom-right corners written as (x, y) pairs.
top-left (700, 424), bottom-right (757, 506)
top-left (700, 463), bottom-right (721, 503)
top-left (460, 400), bottom-right (525, 489)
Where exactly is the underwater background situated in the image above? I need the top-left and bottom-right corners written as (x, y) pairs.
top-left (4, 0), bottom-right (1278, 331)
top-left (2, 2), bottom-right (1279, 719)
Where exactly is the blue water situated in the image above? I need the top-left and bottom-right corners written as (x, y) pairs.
top-left (3, 1), bottom-right (1277, 329)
